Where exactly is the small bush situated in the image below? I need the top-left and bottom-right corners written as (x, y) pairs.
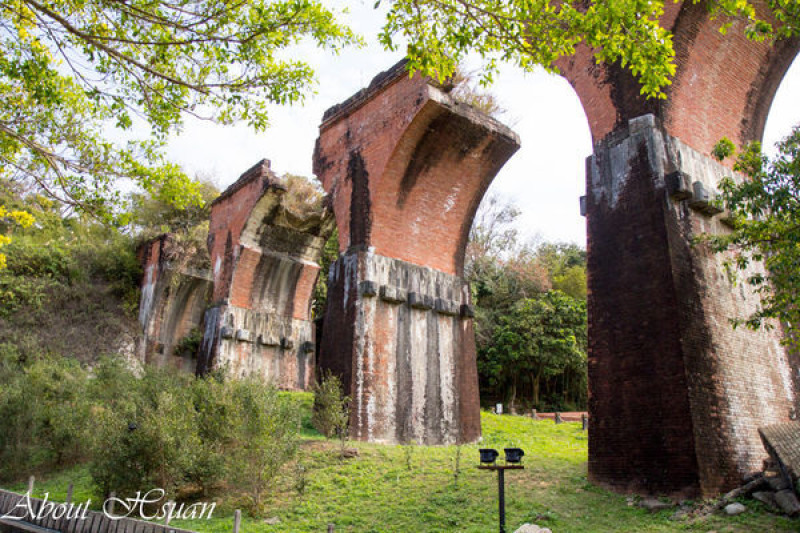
top-left (187, 373), bottom-right (237, 494)
top-left (0, 346), bottom-right (300, 510)
top-left (3, 235), bottom-right (77, 281)
top-left (88, 363), bottom-right (199, 499)
top-left (227, 378), bottom-right (300, 515)
top-left (311, 371), bottom-right (350, 439)
top-left (0, 274), bottom-right (53, 317)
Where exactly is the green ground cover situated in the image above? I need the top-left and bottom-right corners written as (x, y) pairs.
top-left (7, 404), bottom-right (797, 532)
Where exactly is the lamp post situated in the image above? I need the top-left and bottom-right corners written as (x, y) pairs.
top-left (478, 448), bottom-right (525, 533)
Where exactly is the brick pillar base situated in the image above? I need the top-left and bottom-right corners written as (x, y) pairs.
top-left (586, 114), bottom-right (799, 496)
top-left (319, 249), bottom-right (481, 444)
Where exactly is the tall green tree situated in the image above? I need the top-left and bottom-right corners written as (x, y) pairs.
top-left (0, 0), bottom-right (359, 219)
top-left (466, 195), bottom-right (589, 408)
top-left (711, 125), bottom-right (800, 349)
top-left (483, 290), bottom-right (587, 409)
top-left (535, 242), bottom-right (587, 300)
top-left (127, 177), bottom-right (219, 236)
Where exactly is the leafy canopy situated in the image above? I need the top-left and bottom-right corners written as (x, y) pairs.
top-left (0, 0), bottom-right (359, 220)
top-left (710, 125), bottom-right (800, 348)
top-left (380, 0), bottom-right (800, 98)
top-left (5, 0), bottom-right (797, 224)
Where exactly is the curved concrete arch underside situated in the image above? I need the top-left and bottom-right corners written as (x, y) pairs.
top-left (137, 0), bottom-right (800, 498)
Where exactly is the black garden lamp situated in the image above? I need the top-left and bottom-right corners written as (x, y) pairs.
top-left (504, 448), bottom-right (524, 463)
top-left (479, 448), bottom-right (499, 464)
top-left (478, 448), bottom-right (525, 533)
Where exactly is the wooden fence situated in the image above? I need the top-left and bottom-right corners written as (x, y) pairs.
top-left (0, 489), bottom-right (197, 533)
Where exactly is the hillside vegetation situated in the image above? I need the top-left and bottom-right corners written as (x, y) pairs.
top-left (0, 192), bottom-right (140, 363)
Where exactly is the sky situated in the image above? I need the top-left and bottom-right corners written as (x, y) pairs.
top-left (163, 2), bottom-right (800, 247)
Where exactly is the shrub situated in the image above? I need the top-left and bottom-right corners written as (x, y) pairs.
top-left (227, 378), bottom-right (300, 515)
top-left (0, 347), bottom-right (91, 480)
top-left (173, 327), bottom-right (203, 358)
top-left (3, 235), bottom-right (76, 281)
top-left (311, 371), bottom-right (350, 439)
top-left (188, 374), bottom-right (237, 494)
top-left (87, 361), bottom-right (297, 508)
top-left (0, 348), bottom-right (300, 508)
top-left (88, 364), bottom-right (200, 499)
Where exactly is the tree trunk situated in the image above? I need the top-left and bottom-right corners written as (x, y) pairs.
top-left (531, 367), bottom-right (543, 407)
top-left (507, 375), bottom-right (517, 413)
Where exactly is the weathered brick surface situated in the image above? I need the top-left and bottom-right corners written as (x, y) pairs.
top-left (315, 60), bottom-right (518, 444)
top-left (556, 2), bottom-right (800, 496)
top-left (198, 160), bottom-right (335, 389)
top-left (322, 250), bottom-right (481, 443)
top-left (314, 60), bottom-right (520, 276)
top-left (586, 115), bottom-right (798, 496)
top-left (137, 235), bottom-right (213, 372)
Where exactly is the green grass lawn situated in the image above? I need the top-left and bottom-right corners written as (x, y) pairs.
top-left (7, 406), bottom-right (798, 532)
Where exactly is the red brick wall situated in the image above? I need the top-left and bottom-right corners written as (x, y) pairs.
top-left (586, 116), bottom-right (798, 497)
top-left (559, 2), bottom-right (800, 496)
top-left (586, 132), bottom-right (701, 496)
top-left (201, 160), bottom-right (333, 388)
top-left (208, 161), bottom-right (272, 303)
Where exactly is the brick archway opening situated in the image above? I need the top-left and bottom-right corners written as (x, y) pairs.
top-left (180, 2), bottom-right (800, 497)
top-left (315, 18), bottom-right (800, 494)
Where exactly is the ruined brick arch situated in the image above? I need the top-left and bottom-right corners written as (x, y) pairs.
top-left (548, 4), bottom-right (800, 497)
top-left (314, 73), bottom-right (518, 276)
top-left (196, 160), bottom-right (335, 388)
top-left (138, 161), bottom-right (337, 390)
top-left (133, 4), bottom-right (800, 497)
top-left (664, 13), bottom-right (800, 151)
top-left (137, 234), bottom-right (213, 372)
top-left (559, 1), bottom-right (800, 152)
top-left (361, 101), bottom-right (517, 276)
top-left (315, 61), bottom-right (520, 445)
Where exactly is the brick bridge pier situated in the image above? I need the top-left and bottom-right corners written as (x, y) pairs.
top-left (314, 62), bottom-right (520, 444)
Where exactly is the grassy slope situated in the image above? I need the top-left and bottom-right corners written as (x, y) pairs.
top-left (8, 403), bottom-right (797, 532)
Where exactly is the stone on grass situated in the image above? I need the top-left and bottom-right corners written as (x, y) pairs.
top-left (513, 524), bottom-right (551, 533)
top-left (341, 447), bottom-right (359, 458)
top-left (724, 502), bottom-right (746, 516)
top-left (751, 491), bottom-right (778, 510)
top-left (639, 498), bottom-right (673, 512)
top-left (263, 517), bottom-right (280, 525)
